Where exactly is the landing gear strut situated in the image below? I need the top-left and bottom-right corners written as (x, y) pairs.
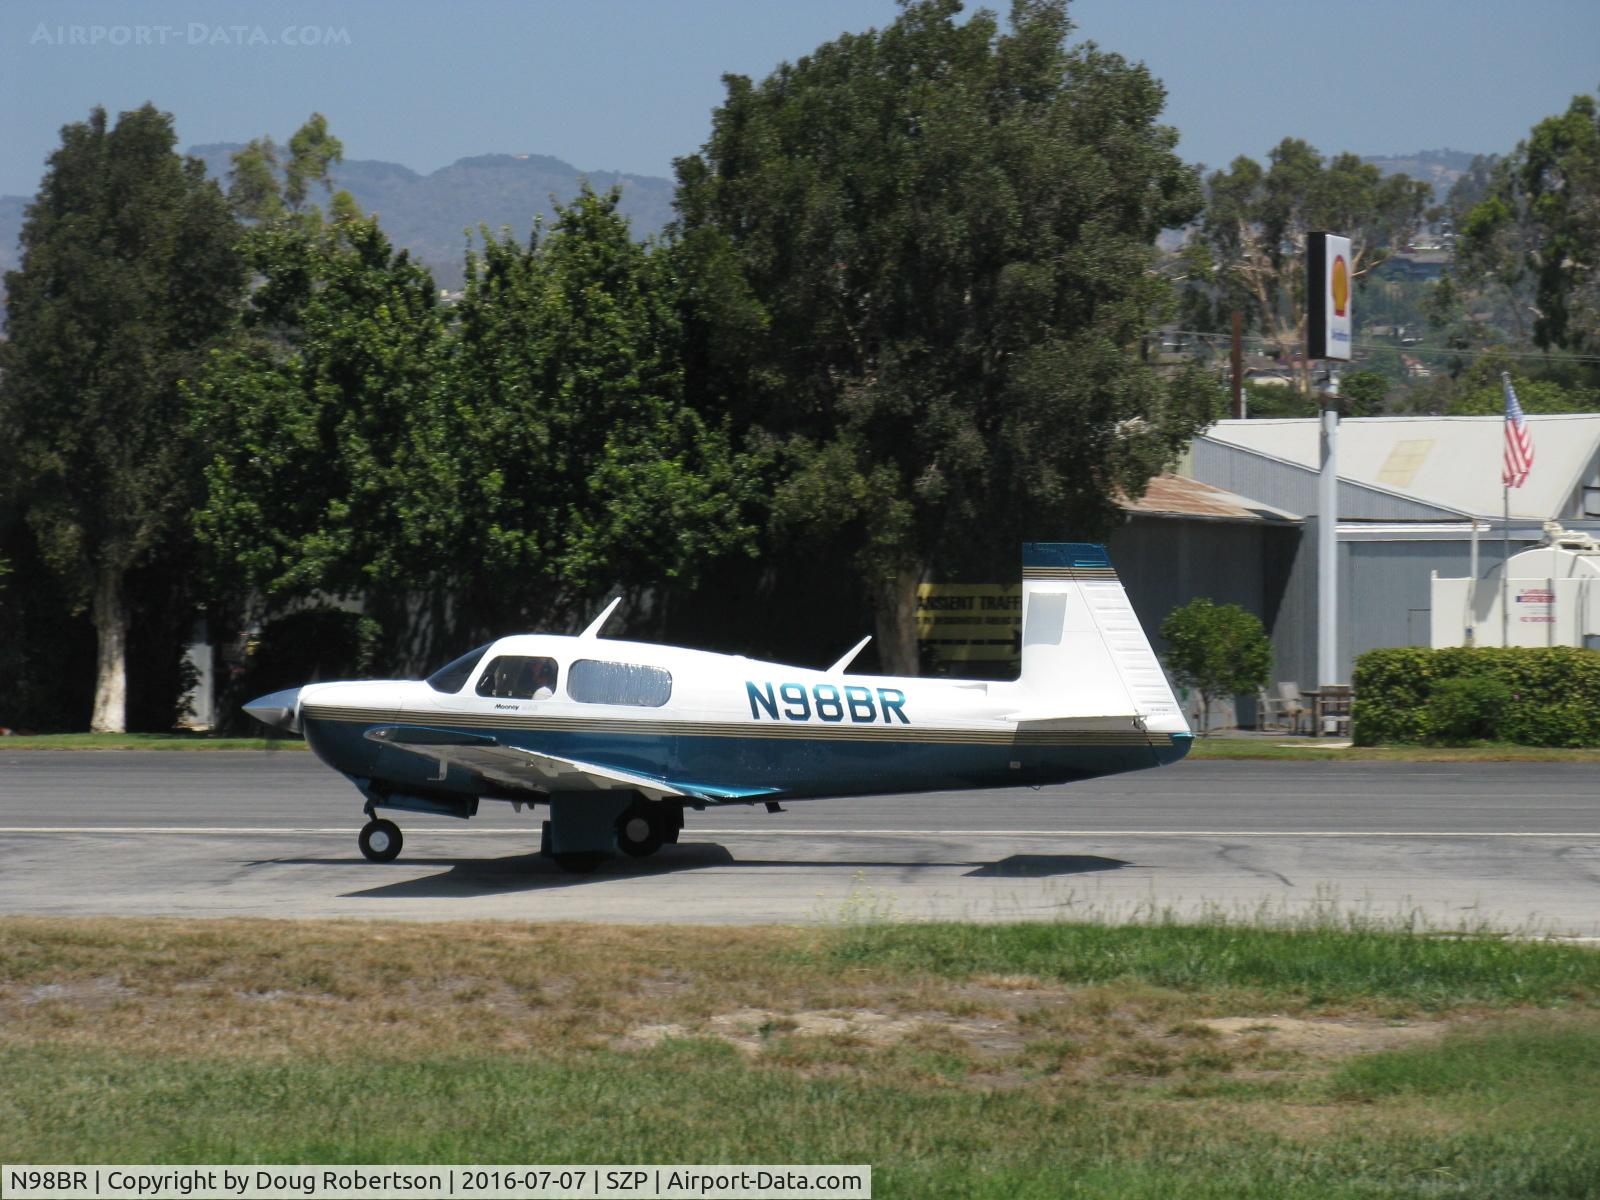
top-left (358, 817), bottom-right (403, 862)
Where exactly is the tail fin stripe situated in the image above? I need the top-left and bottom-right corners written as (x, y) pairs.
top-left (1023, 566), bottom-right (1119, 581)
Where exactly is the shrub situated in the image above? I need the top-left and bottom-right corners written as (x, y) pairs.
top-left (1159, 598), bottom-right (1272, 735)
top-left (1353, 646), bottom-right (1600, 746)
top-left (1426, 674), bottom-right (1511, 744)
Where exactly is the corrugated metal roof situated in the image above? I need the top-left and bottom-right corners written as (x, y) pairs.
top-left (1119, 474), bottom-right (1301, 523)
top-left (1190, 439), bottom-right (1471, 520)
top-left (1201, 415), bottom-right (1600, 519)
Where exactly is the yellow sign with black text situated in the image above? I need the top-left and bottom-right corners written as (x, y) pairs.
top-left (915, 583), bottom-right (1021, 669)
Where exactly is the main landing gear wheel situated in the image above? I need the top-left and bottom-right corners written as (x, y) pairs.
top-left (616, 803), bottom-right (674, 858)
top-left (358, 818), bottom-right (403, 863)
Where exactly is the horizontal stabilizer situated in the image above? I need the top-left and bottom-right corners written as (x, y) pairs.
top-left (1010, 714), bottom-right (1143, 730)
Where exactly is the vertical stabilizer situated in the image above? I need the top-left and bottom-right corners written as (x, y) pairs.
top-left (1018, 543), bottom-right (1186, 731)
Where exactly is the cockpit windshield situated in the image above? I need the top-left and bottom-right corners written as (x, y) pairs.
top-left (425, 644), bottom-right (490, 694)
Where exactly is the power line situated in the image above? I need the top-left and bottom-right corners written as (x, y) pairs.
top-left (1163, 328), bottom-right (1600, 367)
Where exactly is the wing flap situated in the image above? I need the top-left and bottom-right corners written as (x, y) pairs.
top-left (672, 781), bottom-right (782, 801)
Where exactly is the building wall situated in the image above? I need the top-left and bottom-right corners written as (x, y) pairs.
top-left (1188, 437), bottom-right (1600, 687)
top-left (1109, 515), bottom-right (1299, 730)
top-left (1269, 532), bottom-right (1600, 685)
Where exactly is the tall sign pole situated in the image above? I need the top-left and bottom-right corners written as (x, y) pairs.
top-left (1318, 392), bottom-right (1340, 689)
top-left (1308, 232), bottom-right (1353, 688)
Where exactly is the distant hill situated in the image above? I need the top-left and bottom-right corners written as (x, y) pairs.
top-left (187, 145), bottom-right (677, 288)
top-left (1, 146), bottom-right (1481, 308)
top-left (1361, 148), bottom-right (1481, 200)
top-left (1, 148), bottom-right (675, 301)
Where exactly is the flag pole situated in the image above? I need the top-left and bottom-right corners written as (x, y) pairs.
top-left (1501, 485), bottom-right (1510, 645)
top-left (1466, 517), bottom-right (1479, 645)
top-left (1498, 369), bottom-right (1531, 647)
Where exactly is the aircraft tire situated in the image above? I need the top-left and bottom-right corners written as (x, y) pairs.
top-left (616, 806), bottom-right (666, 858)
top-left (358, 818), bottom-right (403, 863)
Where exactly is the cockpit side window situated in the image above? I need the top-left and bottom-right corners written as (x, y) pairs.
top-left (425, 645), bottom-right (490, 694)
top-left (475, 655), bottom-right (559, 700)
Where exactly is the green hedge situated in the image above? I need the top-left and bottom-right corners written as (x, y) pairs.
top-left (1352, 646), bottom-right (1600, 746)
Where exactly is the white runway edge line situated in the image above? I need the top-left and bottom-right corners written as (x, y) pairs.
top-left (1, 827), bottom-right (1598, 838)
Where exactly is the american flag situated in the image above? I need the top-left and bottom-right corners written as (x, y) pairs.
top-left (1502, 372), bottom-right (1534, 488)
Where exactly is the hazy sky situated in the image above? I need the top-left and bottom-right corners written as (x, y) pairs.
top-left (2, 0), bottom-right (1596, 196)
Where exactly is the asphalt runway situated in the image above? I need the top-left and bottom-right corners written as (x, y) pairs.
top-left (2, 750), bottom-right (1598, 934)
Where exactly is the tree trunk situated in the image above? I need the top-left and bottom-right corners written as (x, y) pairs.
top-left (90, 569), bottom-right (128, 733)
top-left (868, 563), bottom-right (923, 677)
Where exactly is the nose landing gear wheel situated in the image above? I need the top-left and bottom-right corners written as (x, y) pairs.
top-left (359, 818), bottom-right (403, 862)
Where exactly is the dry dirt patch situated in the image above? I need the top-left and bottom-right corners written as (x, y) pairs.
top-left (619, 1006), bottom-right (1019, 1057)
top-left (1193, 1015), bottom-right (1446, 1057)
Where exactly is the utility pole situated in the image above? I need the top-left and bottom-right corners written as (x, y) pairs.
top-left (1230, 310), bottom-right (1244, 419)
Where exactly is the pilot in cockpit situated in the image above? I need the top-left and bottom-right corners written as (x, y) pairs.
top-left (531, 660), bottom-right (556, 700)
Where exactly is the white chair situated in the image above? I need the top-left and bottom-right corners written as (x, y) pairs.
top-left (1260, 681), bottom-right (1307, 733)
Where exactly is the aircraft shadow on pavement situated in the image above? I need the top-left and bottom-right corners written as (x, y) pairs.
top-left (339, 843), bottom-right (738, 898)
top-left (326, 845), bottom-right (1133, 899)
top-left (963, 854), bottom-right (1131, 879)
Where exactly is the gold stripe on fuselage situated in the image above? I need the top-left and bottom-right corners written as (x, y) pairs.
top-left (301, 706), bottom-right (1175, 747)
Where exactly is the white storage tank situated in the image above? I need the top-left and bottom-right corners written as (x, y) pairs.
top-left (1432, 524), bottom-right (1600, 648)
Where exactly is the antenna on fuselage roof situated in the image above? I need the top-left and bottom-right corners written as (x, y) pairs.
top-left (579, 596), bottom-right (623, 639)
top-left (827, 634), bottom-right (872, 674)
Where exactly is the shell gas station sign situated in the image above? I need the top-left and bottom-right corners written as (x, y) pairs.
top-left (1308, 232), bottom-right (1352, 361)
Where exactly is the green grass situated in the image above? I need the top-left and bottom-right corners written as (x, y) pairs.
top-left (829, 921), bottom-right (1600, 1009)
top-left (5, 1031), bottom-right (1600, 1198)
top-left (3, 917), bottom-right (1599, 1197)
top-left (0, 732), bottom-right (304, 750)
top-left (1328, 1016), bottom-right (1600, 1103)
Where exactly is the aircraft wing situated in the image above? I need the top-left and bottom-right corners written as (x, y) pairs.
top-left (363, 725), bottom-right (780, 804)
top-left (365, 725), bottom-right (688, 802)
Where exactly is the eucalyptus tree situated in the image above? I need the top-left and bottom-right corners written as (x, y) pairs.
top-left (227, 112), bottom-right (349, 226)
top-left (1191, 139), bottom-right (1430, 394)
top-left (0, 104), bottom-right (244, 730)
top-left (1456, 89), bottom-right (1600, 356)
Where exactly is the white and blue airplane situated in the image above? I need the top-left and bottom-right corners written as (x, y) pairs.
top-left (245, 543), bottom-right (1191, 870)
